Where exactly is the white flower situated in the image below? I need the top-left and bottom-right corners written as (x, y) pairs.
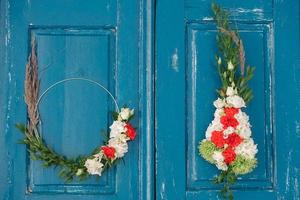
top-left (108, 134), bottom-right (128, 158)
top-left (118, 108), bottom-right (134, 121)
top-left (214, 108), bottom-right (224, 119)
top-left (226, 86), bottom-right (236, 96)
top-left (212, 151), bottom-right (228, 171)
top-left (205, 119), bottom-right (223, 139)
top-left (109, 121), bottom-right (126, 138)
top-left (227, 60), bottom-right (234, 70)
top-left (235, 139), bottom-right (258, 159)
top-left (238, 125), bottom-right (252, 139)
top-left (213, 98), bottom-right (225, 108)
top-left (226, 95), bottom-right (246, 108)
top-left (218, 57), bottom-right (222, 65)
top-left (84, 154), bottom-right (104, 176)
top-left (235, 111), bottom-right (250, 127)
top-left (223, 127), bottom-right (236, 138)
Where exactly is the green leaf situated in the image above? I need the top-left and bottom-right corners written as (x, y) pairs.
top-left (112, 111), bottom-right (119, 121)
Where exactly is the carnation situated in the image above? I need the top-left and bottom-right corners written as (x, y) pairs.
top-left (231, 155), bottom-right (257, 175)
top-left (223, 127), bottom-right (235, 138)
top-left (198, 140), bottom-right (218, 164)
top-left (109, 121), bottom-right (126, 138)
top-left (84, 153), bottom-right (104, 176)
top-left (125, 123), bottom-right (137, 140)
top-left (214, 108), bottom-right (224, 119)
top-left (211, 130), bottom-right (226, 148)
top-left (226, 95), bottom-right (246, 108)
top-left (235, 138), bottom-right (258, 159)
top-left (238, 125), bottom-right (252, 138)
top-left (213, 98), bottom-right (225, 108)
top-left (108, 134), bottom-right (129, 158)
top-left (205, 119), bottom-right (223, 139)
top-left (222, 147), bottom-right (236, 164)
top-left (118, 108), bottom-right (134, 121)
top-left (226, 86), bottom-right (236, 96)
top-left (235, 111), bottom-right (250, 127)
top-left (212, 151), bottom-right (228, 171)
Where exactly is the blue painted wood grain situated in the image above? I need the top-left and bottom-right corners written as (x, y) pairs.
top-left (1, 0), bottom-right (300, 199)
top-left (0, 0), bottom-right (154, 199)
top-left (156, 0), bottom-right (299, 199)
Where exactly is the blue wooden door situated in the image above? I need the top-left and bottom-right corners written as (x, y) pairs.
top-left (0, 0), bottom-right (153, 200)
top-left (156, 0), bottom-right (300, 199)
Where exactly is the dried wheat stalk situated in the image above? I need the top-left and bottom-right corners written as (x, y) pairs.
top-left (25, 38), bottom-right (40, 134)
top-left (219, 27), bottom-right (245, 75)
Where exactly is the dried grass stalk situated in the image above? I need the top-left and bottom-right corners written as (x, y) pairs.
top-left (219, 27), bottom-right (245, 75)
top-left (25, 38), bottom-right (40, 134)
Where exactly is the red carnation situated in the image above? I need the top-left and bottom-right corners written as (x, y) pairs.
top-left (125, 123), bottom-right (137, 140)
top-left (224, 107), bottom-right (239, 117)
top-left (222, 147), bottom-right (236, 164)
top-left (211, 131), bottom-right (226, 148)
top-left (101, 146), bottom-right (116, 159)
top-left (220, 115), bottom-right (239, 129)
top-left (226, 133), bottom-right (243, 148)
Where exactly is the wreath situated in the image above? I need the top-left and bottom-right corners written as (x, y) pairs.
top-left (16, 39), bottom-right (137, 182)
top-left (198, 3), bottom-right (258, 199)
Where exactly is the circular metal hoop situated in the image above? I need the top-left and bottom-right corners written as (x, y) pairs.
top-left (36, 77), bottom-right (120, 112)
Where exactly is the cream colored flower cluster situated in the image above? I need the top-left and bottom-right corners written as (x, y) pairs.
top-left (199, 88), bottom-right (258, 174)
top-left (83, 108), bottom-right (136, 176)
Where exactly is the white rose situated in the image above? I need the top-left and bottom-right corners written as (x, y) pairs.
top-left (109, 121), bottom-right (126, 138)
top-left (212, 151), bottom-right (228, 171)
top-left (227, 60), bottom-right (234, 70)
top-left (226, 86), bottom-right (236, 96)
top-left (213, 98), bottom-right (225, 108)
top-left (108, 134), bottom-right (128, 158)
top-left (84, 155), bottom-right (104, 176)
top-left (118, 108), bottom-right (134, 121)
top-left (226, 95), bottom-right (246, 108)
top-left (235, 138), bottom-right (258, 159)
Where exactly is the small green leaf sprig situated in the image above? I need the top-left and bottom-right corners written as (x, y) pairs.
top-left (213, 3), bottom-right (255, 104)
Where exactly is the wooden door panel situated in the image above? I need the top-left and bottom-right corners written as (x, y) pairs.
top-left (30, 28), bottom-right (116, 194)
top-left (186, 23), bottom-right (274, 191)
top-left (156, 0), bottom-right (300, 199)
top-left (0, 0), bottom-right (153, 199)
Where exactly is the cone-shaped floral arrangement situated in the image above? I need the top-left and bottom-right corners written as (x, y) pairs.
top-left (198, 3), bottom-right (258, 199)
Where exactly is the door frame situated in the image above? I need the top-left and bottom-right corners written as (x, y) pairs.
top-left (0, 0), bottom-right (155, 199)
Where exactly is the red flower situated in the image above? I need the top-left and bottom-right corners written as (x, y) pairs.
top-left (226, 133), bottom-right (243, 148)
top-left (125, 123), bottom-right (137, 140)
top-left (211, 131), bottom-right (226, 148)
top-left (224, 107), bottom-right (239, 117)
top-left (222, 147), bottom-right (236, 164)
top-left (220, 115), bottom-right (239, 129)
top-left (101, 146), bottom-right (116, 159)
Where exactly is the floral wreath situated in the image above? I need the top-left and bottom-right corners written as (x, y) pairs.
top-left (198, 3), bottom-right (258, 199)
top-left (16, 39), bottom-right (137, 182)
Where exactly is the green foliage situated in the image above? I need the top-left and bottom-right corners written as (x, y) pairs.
top-left (198, 140), bottom-right (218, 164)
top-left (112, 111), bottom-right (119, 121)
top-left (213, 169), bottom-right (237, 200)
top-left (212, 2), bottom-right (255, 104)
top-left (16, 124), bottom-right (89, 182)
top-left (231, 155), bottom-right (257, 175)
